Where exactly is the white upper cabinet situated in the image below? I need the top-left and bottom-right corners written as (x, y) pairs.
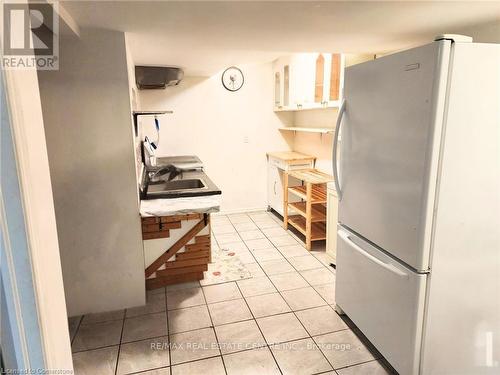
top-left (273, 53), bottom-right (344, 111)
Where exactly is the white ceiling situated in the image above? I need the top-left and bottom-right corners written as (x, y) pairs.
top-left (62, 1), bottom-right (500, 76)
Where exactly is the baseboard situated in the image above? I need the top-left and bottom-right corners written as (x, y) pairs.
top-left (214, 206), bottom-right (269, 215)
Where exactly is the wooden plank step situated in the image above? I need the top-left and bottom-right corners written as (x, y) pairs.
top-left (176, 250), bottom-right (209, 261)
top-left (146, 271), bottom-right (204, 290)
top-left (142, 213), bottom-right (202, 225)
top-left (141, 217), bottom-right (161, 225)
top-left (195, 235), bottom-right (210, 244)
top-left (161, 221), bottom-right (182, 230)
top-left (142, 221), bottom-right (181, 233)
top-left (156, 264), bottom-right (208, 277)
top-left (142, 230), bottom-right (170, 240)
top-left (145, 219), bottom-right (207, 277)
top-left (288, 202), bottom-right (326, 222)
top-left (164, 257), bottom-right (209, 269)
top-left (161, 213), bottom-right (201, 223)
top-left (185, 243), bottom-right (210, 252)
top-left (142, 223), bottom-right (168, 233)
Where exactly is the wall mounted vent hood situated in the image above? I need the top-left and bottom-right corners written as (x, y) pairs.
top-left (135, 66), bottom-right (184, 89)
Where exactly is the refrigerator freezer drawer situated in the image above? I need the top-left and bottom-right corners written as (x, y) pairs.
top-left (336, 227), bottom-right (427, 375)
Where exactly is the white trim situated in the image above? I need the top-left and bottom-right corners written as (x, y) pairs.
top-left (3, 57), bottom-right (73, 371)
top-left (216, 206), bottom-right (269, 215)
top-left (57, 2), bottom-right (80, 38)
top-left (0, 190), bottom-right (30, 369)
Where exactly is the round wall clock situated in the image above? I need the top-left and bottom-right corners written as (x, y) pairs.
top-left (221, 66), bottom-right (244, 92)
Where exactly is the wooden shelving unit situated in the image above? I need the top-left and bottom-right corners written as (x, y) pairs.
top-left (288, 185), bottom-right (327, 203)
top-left (283, 169), bottom-right (334, 250)
top-left (288, 216), bottom-right (327, 240)
top-left (288, 202), bottom-right (326, 222)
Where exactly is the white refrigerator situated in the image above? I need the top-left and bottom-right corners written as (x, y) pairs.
top-left (333, 36), bottom-right (500, 375)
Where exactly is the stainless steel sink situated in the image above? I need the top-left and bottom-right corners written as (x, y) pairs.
top-left (148, 178), bottom-right (207, 194)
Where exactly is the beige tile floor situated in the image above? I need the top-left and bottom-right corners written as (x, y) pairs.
top-left (69, 211), bottom-right (395, 375)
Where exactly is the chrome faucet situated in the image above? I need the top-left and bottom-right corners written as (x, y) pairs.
top-left (149, 165), bottom-right (182, 182)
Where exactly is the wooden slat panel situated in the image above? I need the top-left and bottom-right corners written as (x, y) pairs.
top-left (142, 222), bottom-right (180, 233)
top-left (207, 215), bottom-right (212, 263)
top-left (185, 243), bottom-right (210, 252)
top-left (156, 264), bottom-right (208, 277)
top-left (160, 214), bottom-right (201, 222)
top-left (195, 235), bottom-right (210, 244)
top-left (288, 202), bottom-right (326, 222)
top-left (288, 215), bottom-right (326, 241)
top-left (145, 219), bottom-right (207, 277)
top-left (175, 250), bottom-right (209, 261)
top-left (164, 257), bottom-right (209, 269)
top-left (288, 169), bottom-right (334, 184)
top-left (142, 230), bottom-right (170, 240)
top-left (161, 215), bottom-right (186, 223)
top-left (142, 214), bottom-right (202, 225)
top-left (160, 215), bottom-right (178, 223)
top-left (161, 221), bottom-right (182, 230)
top-left (146, 271), bottom-right (204, 290)
top-left (142, 217), bottom-right (160, 225)
top-left (288, 185), bottom-right (327, 203)
top-left (142, 223), bottom-right (161, 233)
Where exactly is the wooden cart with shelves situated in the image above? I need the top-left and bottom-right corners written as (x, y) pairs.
top-left (283, 169), bottom-right (334, 250)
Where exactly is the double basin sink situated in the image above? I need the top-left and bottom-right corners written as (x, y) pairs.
top-left (148, 178), bottom-right (206, 193)
top-left (141, 156), bottom-right (221, 200)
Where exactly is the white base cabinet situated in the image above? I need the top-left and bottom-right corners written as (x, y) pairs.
top-left (267, 154), bottom-right (314, 216)
top-left (267, 163), bottom-right (286, 216)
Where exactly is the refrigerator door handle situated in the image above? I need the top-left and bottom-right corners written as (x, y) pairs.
top-left (338, 230), bottom-right (409, 279)
top-left (333, 99), bottom-right (346, 200)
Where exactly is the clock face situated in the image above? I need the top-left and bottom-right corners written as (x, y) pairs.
top-left (221, 66), bottom-right (244, 92)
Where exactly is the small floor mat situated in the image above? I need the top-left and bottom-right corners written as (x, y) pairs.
top-left (200, 245), bottom-right (252, 286)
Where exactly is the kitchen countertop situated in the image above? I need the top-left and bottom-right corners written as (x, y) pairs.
top-left (267, 151), bottom-right (316, 162)
top-left (140, 195), bottom-right (221, 217)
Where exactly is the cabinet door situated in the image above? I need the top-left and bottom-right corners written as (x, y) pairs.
top-left (274, 72), bottom-right (281, 107)
top-left (273, 56), bottom-right (289, 109)
top-left (329, 54), bottom-right (342, 101)
top-left (324, 53), bottom-right (344, 106)
top-left (314, 54), bottom-right (325, 104)
top-left (283, 64), bottom-right (290, 107)
top-left (267, 163), bottom-right (284, 215)
top-left (290, 54), bottom-right (316, 108)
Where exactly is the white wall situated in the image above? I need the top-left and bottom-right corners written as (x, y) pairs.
top-left (292, 108), bottom-right (337, 173)
top-left (457, 20), bottom-right (500, 43)
top-left (138, 63), bottom-right (293, 213)
top-left (37, 29), bottom-right (145, 316)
